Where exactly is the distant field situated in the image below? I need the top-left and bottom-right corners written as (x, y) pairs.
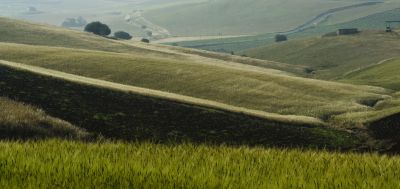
top-left (172, 7), bottom-right (400, 53)
top-left (0, 140), bottom-right (399, 188)
top-left (144, 0), bottom-right (394, 36)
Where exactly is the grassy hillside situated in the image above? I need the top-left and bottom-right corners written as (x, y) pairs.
top-left (0, 17), bottom-right (399, 150)
top-left (0, 97), bottom-right (89, 140)
top-left (0, 61), bottom-right (360, 149)
top-left (0, 140), bottom-right (399, 188)
top-left (143, 0), bottom-right (396, 36)
top-left (244, 31), bottom-right (400, 80)
top-left (341, 58), bottom-right (400, 90)
top-left (0, 43), bottom-right (390, 121)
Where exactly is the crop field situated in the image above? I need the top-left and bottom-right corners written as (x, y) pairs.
top-left (0, 140), bottom-right (399, 189)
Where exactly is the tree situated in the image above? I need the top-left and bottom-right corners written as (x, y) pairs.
top-left (84, 22), bottom-right (111, 36)
top-left (141, 38), bottom-right (150, 43)
top-left (275, 34), bottom-right (287, 42)
top-left (114, 31), bottom-right (132, 40)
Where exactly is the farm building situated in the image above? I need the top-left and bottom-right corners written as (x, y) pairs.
top-left (337, 28), bottom-right (359, 35)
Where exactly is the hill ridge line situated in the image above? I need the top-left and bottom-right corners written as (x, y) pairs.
top-left (0, 60), bottom-right (324, 126)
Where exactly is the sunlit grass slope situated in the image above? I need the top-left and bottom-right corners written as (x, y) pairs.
top-left (0, 43), bottom-right (390, 120)
top-left (244, 31), bottom-right (400, 80)
top-left (341, 58), bottom-right (400, 90)
top-left (0, 98), bottom-right (89, 140)
top-left (0, 140), bottom-right (399, 189)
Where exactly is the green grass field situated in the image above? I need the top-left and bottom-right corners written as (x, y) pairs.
top-left (0, 140), bottom-right (399, 189)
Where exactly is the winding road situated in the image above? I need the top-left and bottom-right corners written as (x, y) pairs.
top-left (281, 1), bottom-right (384, 35)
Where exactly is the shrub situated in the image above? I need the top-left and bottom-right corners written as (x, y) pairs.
top-left (114, 31), bottom-right (132, 40)
top-left (84, 22), bottom-right (111, 36)
top-left (275, 34), bottom-right (288, 42)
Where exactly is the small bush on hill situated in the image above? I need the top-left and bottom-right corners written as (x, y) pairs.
top-left (84, 22), bottom-right (111, 36)
top-left (114, 31), bottom-right (133, 40)
top-left (275, 34), bottom-right (288, 42)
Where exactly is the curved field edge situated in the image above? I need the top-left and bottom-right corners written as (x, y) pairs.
top-left (0, 61), bottom-right (362, 150)
top-left (0, 140), bottom-right (399, 189)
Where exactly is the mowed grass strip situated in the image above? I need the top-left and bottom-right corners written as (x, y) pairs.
top-left (0, 43), bottom-right (390, 119)
top-left (0, 140), bottom-right (399, 189)
top-left (0, 97), bottom-right (89, 140)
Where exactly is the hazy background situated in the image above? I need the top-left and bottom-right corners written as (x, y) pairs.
top-left (1, 0), bottom-right (400, 38)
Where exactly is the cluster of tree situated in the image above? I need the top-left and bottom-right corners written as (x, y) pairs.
top-left (62, 16), bottom-right (87, 28)
top-left (84, 22), bottom-right (150, 42)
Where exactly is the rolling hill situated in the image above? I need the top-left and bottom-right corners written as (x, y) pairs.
top-left (0, 17), bottom-right (303, 74)
top-left (169, 7), bottom-right (400, 54)
top-left (0, 17), bottom-right (400, 150)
